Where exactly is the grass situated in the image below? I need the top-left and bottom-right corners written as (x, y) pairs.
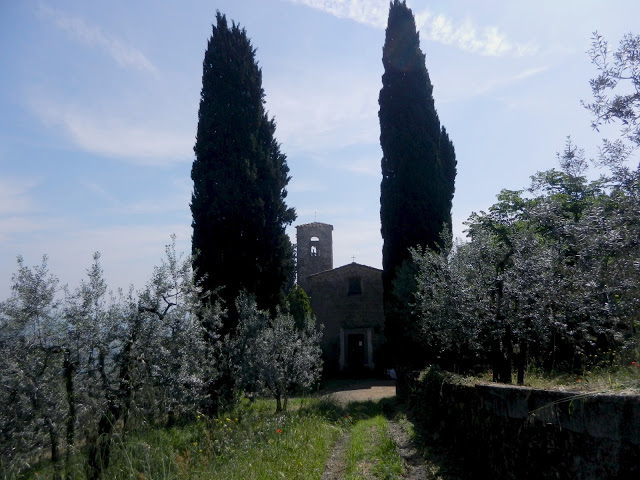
top-left (451, 358), bottom-right (640, 394)
top-left (24, 397), bottom-right (345, 480)
top-left (20, 395), bottom-right (409, 480)
top-left (342, 401), bottom-right (404, 480)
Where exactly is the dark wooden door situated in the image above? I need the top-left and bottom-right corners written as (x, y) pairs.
top-left (347, 334), bottom-right (365, 373)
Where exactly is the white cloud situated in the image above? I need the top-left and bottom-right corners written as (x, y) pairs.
top-left (417, 11), bottom-right (537, 57)
top-left (266, 71), bottom-right (380, 154)
top-left (79, 181), bottom-right (120, 205)
top-left (29, 98), bottom-right (193, 165)
top-left (288, 179), bottom-right (327, 193)
top-left (338, 157), bottom-right (379, 176)
top-left (286, 0), bottom-right (388, 28)
top-left (0, 177), bottom-right (39, 215)
top-left (299, 153), bottom-right (380, 177)
top-left (473, 65), bottom-right (551, 97)
top-left (332, 219), bottom-right (382, 269)
top-left (0, 217), bottom-right (47, 243)
top-left (39, 3), bottom-right (156, 73)
top-left (62, 115), bottom-right (192, 164)
top-left (286, 0), bottom-right (537, 57)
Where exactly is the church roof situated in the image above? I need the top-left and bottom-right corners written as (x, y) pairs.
top-left (307, 262), bottom-right (382, 279)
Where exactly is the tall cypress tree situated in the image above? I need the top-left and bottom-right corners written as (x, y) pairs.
top-left (379, 0), bottom-right (456, 368)
top-left (440, 126), bottom-right (457, 237)
top-left (191, 12), bottom-right (296, 332)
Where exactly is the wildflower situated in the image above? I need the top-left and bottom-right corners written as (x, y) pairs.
top-left (345, 415), bottom-right (350, 419)
top-left (577, 379), bottom-right (582, 383)
top-left (276, 429), bottom-right (282, 434)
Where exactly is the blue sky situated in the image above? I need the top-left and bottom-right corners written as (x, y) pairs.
top-left (1, 0), bottom-right (638, 299)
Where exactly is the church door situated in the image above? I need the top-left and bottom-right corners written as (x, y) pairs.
top-left (347, 333), bottom-right (365, 373)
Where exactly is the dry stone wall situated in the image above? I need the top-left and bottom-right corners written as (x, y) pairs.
top-left (407, 367), bottom-right (640, 479)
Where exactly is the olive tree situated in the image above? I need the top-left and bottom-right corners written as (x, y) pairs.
top-left (0, 256), bottom-right (65, 478)
top-left (229, 292), bottom-right (322, 411)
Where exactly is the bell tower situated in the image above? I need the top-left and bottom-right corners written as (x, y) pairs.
top-left (296, 222), bottom-right (333, 293)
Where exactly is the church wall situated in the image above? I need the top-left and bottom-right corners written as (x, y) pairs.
top-left (307, 264), bottom-right (385, 375)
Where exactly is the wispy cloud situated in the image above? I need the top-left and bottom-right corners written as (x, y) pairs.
top-left (266, 70), bottom-right (380, 154)
top-left (0, 215), bottom-right (68, 244)
top-left (286, 0), bottom-right (536, 57)
top-left (61, 114), bottom-right (192, 164)
top-left (39, 3), bottom-right (156, 73)
top-left (301, 153), bottom-right (380, 177)
top-left (287, 0), bottom-right (388, 28)
top-left (472, 65), bottom-right (551, 97)
top-left (332, 218), bottom-right (382, 268)
top-left (0, 177), bottom-right (39, 215)
top-left (288, 179), bottom-right (327, 193)
top-left (29, 97), bottom-right (193, 165)
top-left (79, 181), bottom-right (121, 205)
top-left (340, 157), bottom-right (379, 176)
top-left (416, 12), bottom-right (537, 57)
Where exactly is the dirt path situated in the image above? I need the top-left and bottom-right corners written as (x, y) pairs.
top-left (320, 379), bottom-right (464, 479)
top-left (321, 432), bottom-right (349, 480)
top-left (322, 379), bottom-right (396, 405)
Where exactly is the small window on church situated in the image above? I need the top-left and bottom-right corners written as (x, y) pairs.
top-left (311, 245), bottom-right (317, 256)
top-left (348, 276), bottom-right (362, 296)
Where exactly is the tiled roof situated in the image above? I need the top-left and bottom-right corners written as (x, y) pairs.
top-left (307, 262), bottom-right (382, 278)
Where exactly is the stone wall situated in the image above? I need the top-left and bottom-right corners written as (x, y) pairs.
top-left (407, 367), bottom-right (640, 479)
top-left (296, 222), bottom-right (333, 293)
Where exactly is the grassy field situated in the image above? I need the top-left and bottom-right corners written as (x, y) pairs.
top-left (457, 360), bottom-right (640, 393)
top-left (21, 395), bottom-right (405, 480)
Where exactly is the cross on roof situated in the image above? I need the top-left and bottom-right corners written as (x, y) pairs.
top-left (352, 255), bottom-right (356, 262)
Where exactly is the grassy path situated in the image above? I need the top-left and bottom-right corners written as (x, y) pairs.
top-left (320, 396), bottom-right (465, 480)
top-left (21, 393), bottom-right (463, 479)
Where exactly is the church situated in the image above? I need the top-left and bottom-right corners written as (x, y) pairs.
top-left (296, 222), bottom-right (386, 375)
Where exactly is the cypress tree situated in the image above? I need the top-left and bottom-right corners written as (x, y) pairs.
top-left (379, 0), bottom-right (456, 368)
top-left (191, 12), bottom-right (296, 332)
top-left (439, 126), bottom-right (457, 237)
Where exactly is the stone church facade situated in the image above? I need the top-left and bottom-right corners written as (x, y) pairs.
top-left (296, 222), bottom-right (386, 375)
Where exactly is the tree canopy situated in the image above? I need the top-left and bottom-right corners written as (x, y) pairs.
top-left (191, 12), bottom-right (296, 329)
top-left (410, 32), bottom-right (640, 383)
top-left (378, 0), bottom-right (456, 368)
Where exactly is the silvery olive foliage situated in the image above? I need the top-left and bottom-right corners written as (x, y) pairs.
top-left (413, 142), bottom-right (640, 383)
top-left (584, 32), bottom-right (640, 154)
top-left (413, 137), bottom-right (639, 382)
top-left (0, 238), bottom-right (223, 479)
top-left (412, 33), bottom-right (640, 382)
top-left (0, 235), bottom-right (324, 477)
top-left (136, 235), bottom-right (222, 423)
top-left (229, 292), bottom-right (322, 412)
top-left (0, 256), bottom-right (65, 477)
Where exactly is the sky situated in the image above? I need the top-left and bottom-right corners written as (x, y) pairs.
top-left (1, 0), bottom-right (638, 299)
